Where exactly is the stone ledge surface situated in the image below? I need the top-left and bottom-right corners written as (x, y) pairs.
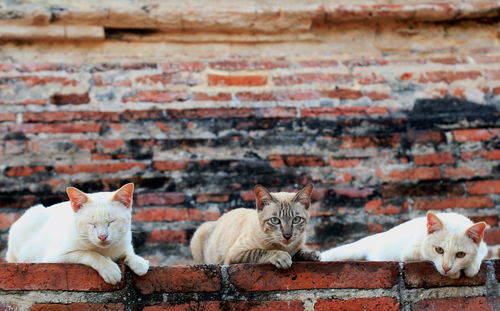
top-left (0, 0), bottom-right (499, 35)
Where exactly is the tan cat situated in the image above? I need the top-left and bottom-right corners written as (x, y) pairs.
top-left (190, 184), bottom-right (320, 269)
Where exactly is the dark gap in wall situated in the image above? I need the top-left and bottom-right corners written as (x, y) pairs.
top-left (104, 28), bottom-right (162, 40)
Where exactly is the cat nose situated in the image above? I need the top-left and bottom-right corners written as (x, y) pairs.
top-left (283, 233), bottom-right (292, 240)
top-left (442, 265), bottom-right (451, 273)
top-left (98, 234), bottom-right (108, 241)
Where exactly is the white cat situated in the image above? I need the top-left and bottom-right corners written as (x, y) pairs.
top-left (321, 212), bottom-right (487, 278)
top-left (6, 183), bottom-right (149, 284)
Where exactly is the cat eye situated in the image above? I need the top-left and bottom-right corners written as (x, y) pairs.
top-left (292, 216), bottom-right (302, 224)
top-left (435, 247), bottom-right (444, 254)
top-left (269, 217), bottom-right (281, 225)
top-left (456, 251), bottom-right (466, 258)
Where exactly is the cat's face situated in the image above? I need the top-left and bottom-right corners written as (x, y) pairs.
top-left (423, 212), bottom-right (486, 277)
top-left (67, 184), bottom-right (134, 249)
top-left (254, 184), bottom-right (313, 247)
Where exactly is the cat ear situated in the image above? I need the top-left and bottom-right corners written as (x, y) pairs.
top-left (292, 184), bottom-right (314, 209)
top-left (66, 187), bottom-right (89, 212)
top-left (426, 212), bottom-right (444, 234)
top-left (254, 185), bottom-right (274, 211)
top-left (465, 222), bottom-right (486, 245)
top-left (112, 183), bottom-right (134, 209)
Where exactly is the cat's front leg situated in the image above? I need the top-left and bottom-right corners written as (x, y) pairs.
top-left (61, 251), bottom-right (122, 284)
top-left (226, 248), bottom-right (292, 269)
top-left (123, 247), bottom-right (149, 276)
top-left (464, 259), bottom-right (482, 277)
top-left (293, 247), bottom-right (321, 262)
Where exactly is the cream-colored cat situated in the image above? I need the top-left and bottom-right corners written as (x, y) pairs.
top-left (321, 212), bottom-right (487, 278)
top-left (6, 183), bottom-right (149, 284)
top-left (190, 184), bottom-right (320, 269)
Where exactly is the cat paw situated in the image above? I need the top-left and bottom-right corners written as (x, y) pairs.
top-left (269, 251), bottom-right (292, 269)
top-left (127, 255), bottom-right (150, 276)
top-left (97, 262), bottom-right (122, 285)
top-left (464, 264), bottom-right (480, 277)
top-left (297, 250), bottom-right (321, 261)
top-left (447, 272), bottom-right (461, 279)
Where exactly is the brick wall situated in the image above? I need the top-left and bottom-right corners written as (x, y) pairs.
top-left (0, 261), bottom-right (499, 310)
top-left (1, 0), bottom-right (500, 265)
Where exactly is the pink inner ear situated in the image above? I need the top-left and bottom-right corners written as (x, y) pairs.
top-left (67, 187), bottom-right (88, 212)
top-left (113, 183), bottom-right (134, 208)
top-left (254, 185), bottom-right (272, 210)
top-left (466, 222), bottom-right (486, 244)
top-left (427, 212), bottom-right (443, 234)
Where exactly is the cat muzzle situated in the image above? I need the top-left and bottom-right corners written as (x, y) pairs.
top-left (283, 233), bottom-right (292, 240)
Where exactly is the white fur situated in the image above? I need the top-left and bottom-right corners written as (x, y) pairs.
top-left (6, 185), bottom-right (149, 284)
top-left (321, 212), bottom-right (487, 278)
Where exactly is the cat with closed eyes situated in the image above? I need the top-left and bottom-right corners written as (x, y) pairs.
top-left (190, 184), bottom-right (320, 269)
top-left (321, 211), bottom-right (487, 278)
top-left (6, 183), bottom-right (149, 284)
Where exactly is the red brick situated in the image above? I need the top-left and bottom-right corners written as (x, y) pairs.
top-left (209, 60), bottom-right (289, 70)
top-left (430, 56), bottom-right (467, 64)
top-left (240, 190), bottom-right (256, 202)
top-left (462, 150), bottom-right (500, 161)
top-left (153, 160), bottom-right (189, 171)
top-left (469, 215), bottom-right (499, 227)
top-left (297, 60), bottom-right (338, 68)
top-left (301, 106), bottom-right (388, 118)
top-left (340, 134), bottom-right (400, 149)
top-left (321, 89), bottom-right (362, 99)
top-left (413, 196), bottom-right (494, 210)
top-left (408, 131), bottom-right (445, 144)
top-left (133, 265), bottom-right (221, 294)
top-left (18, 76), bottom-right (78, 86)
top-left (0, 99), bottom-right (46, 106)
top-left (143, 301), bottom-right (303, 311)
top-left (0, 213), bottom-right (20, 229)
top-left (162, 61), bottom-right (205, 72)
top-left (192, 92), bottom-right (232, 101)
top-left (134, 193), bottom-right (186, 206)
top-left (0, 113), bottom-right (16, 122)
top-left (8, 123), bottom-right (100, 134)
top-left (0, 263), bottom-right (124, 291)
top-left (484, 229), bottom-right (500, 245)
top-left (416, 70), bottom-right (481, 83)
top-left (363, 90), bottom-right (391, 101)
top-left (381, 167), bottom-right (441, 182)
top-left (444, 166), bottom-right (487, 179)
top-left (236, 91), bottom-right (320, 101)
top-left (453, 128), bottom-right (500, 142)
top-left (404, 261), bottom-right (486, 288)
top-left (466, 180), bottom-right (500, 195)
top-left (134, 208), bottom-right (220, 222)
top-left (412, 297), bottom-right (499, 311)
top-left (273, 73), bottom-right (352, 86)
top-left (93, 75), bottom-right (131, 87)
top-left (486, 69), bottom-right (500, 80)
top-left (228, 261), bottom-right (398, 291)
top-left (315, 297), bottom-right (399, 311)
top-left (268, 154), bottom-right (285, 167)
top-left (148, 230), bottom-right (190, 244)
top-left (50, 93), bottom-right (90, 105)
top-left (367, 222), bottom-right (385, 233)
top-left (123, 91), bottom-right (189, 103)
top-left (24, 111), bottom-right (119, 123)
top-left (3, 140), bottom-right (28, 155)
top-left (55, 163), bottom-right (146, 175)
top-left (356, 72), bottom-right (386, 84)
top-left (284, 155), bottom-right (324, 167)
top-left (196, 193), bottom-right (230, 203)
top-left (328, 158), bottom-right (362, 168)
top-left (414, 152), bottom-right (455, 166)
top-left (4, 165), bottom-right (47, 177)
top-left (333, 187), bottom-right (375, 198)
top-left (365, 200), bottom-right (407, 215)
top-left (0, 63), bottom-right (13, 71)
top-left (30, 304), bottom-right (124, 311)
top-left (208, 74), bottom-right (267, 86)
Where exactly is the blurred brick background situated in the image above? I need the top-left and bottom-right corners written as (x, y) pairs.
top-left (0, 0), bottom-right (499, 265)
